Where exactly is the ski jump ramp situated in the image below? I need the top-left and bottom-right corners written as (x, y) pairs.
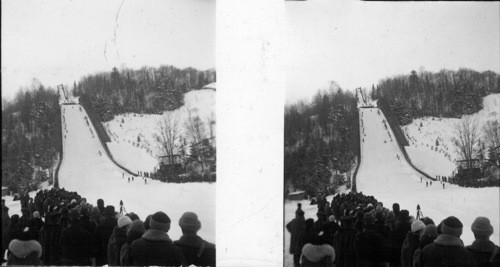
top-left (57, 101), bottom-right (216, 242)
top-left (355, 105), bottom-right (499, 245)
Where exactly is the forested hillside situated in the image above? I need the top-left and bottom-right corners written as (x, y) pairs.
top-left (2, 83), bottom-right (61, 193)
top-left (285, 84), bottom-right (359, 196)
top-left (372, 68), bottom-right (500, 125)
top-left (74, 66), bottom-right (216, 121)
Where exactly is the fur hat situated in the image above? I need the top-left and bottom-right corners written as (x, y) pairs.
top-left (118, 215), bottom-right (132, 228)
top-left (441, 216), bottom-right (463, 238)
top-left (149, 212), bottom-right (171, 232)
top-left (471, 217), bottom-right (493, 238)
top-left (420, 224), bottom-right (438, 247)
top-left (179, 212), bottom-right (201, 233)
top-left (411, 220), bottom-right (426, 233)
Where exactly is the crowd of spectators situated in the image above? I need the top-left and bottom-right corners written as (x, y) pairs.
top-left (2, 187), bottom-right (215, 266)
top-left (287, 191), bottom-right (499, 267)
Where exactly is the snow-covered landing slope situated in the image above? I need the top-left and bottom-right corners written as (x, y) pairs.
top-left (357, 107), bottom-right (499, 246)
top-left (58, 104), bottom-right (215, 242)
top-left (403, 93), bottom-right (500, 178)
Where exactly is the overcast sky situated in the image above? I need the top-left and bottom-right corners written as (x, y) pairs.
top-left (285, 0), bottom-right (500, 104)
top-left (1, 0), bottom-right (215, 100)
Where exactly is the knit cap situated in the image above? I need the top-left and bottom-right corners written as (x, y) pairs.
top-left (471, 216), bottom-right (493, 238)
top-left (149, 211), bottom-right (171, 232)
top-left (441, 216), bottom-right (463, 238)
top-left (411, 220), bottom-right (426, 233)
top-left (118, 215), bottom-right (132, 228)
top-left (179, 212), bottom-right (202, 233)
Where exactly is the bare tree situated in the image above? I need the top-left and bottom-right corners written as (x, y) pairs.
top-left (155, 112), bottom-right (180, 165)
top-left (452, 116), bottom-right (480, 169)
top-left (185, 110), bottom-right (207, 172)
top-left (483, 120), bottom-right (500, 150)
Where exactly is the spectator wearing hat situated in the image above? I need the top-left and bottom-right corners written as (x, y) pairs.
top-left (412, 224), bottom-right (437, 267)
top-left (120, 220), bottom-right (145, 266)
top-left (301, 232), bottom-right (336, 267)
top-left (174, 212), bottom-right (216, 267)
top-left (466, 217), bottom-right (499, 267)
top-left (129, 211), bottom-right (185, 266)
top-left (107, 215), bottom-right (132, 266)
top-left (333, 215), bottom-right (357, 267)
top-left (39, 212), bottom-right (63, 266)
top-left (401, 220), bottom-right (426, 267)
top-left (27, 211), bottom-right (45, 241)
top-left (93, 205), bottom-right (117, 265)
top-left (421, 216), bottom-right (477, 267)
top-left (7, 232), bottom-right (42, 266)
top-left (286, 207), bottom-right (305, 267)
top-left (89, 206), bottom-right (104, 227)
top-left (354, 212), bottom-right (388, 267)
top-left (60, 209), bottom-right (93, 266)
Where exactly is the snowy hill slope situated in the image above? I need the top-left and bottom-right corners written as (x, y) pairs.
top-left (402, 93), bottom-right (500, 178)
top-left (57, 103), bottom-right (215, 242)
top-left (356, 106), bottom-right (499, 246)
top-left (103, 89), bottom-right (216, 173)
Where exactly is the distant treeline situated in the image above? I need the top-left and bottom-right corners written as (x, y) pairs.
top-left (285, 85), bottom-right (360, 196)
top-left (372, 68), bottom-right (500, 125)
top-left (2, 84), bottom-right (61, 193)
top-left (74, 66), bottom-right (216, 121)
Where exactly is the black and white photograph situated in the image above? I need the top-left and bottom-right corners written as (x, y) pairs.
top-left (284, 1), bottom-right (499, 266)
top-left (2, 0), bottom-right (215, 266)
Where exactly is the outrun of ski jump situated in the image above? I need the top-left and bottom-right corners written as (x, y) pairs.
top-left (284, 89), bottom-right (500, 266)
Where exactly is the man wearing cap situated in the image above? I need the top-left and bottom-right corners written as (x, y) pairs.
top-left (174, 212), bottom-right (216, 267)
top-left (94, 205), bottom-right (117, 265)
top-left (130, 211), bottom-right (185, 266)
top-left (401, 220), bottom-right (425, 267)
top-left (421, 216), bottom-right (477, 267)
top-left (108, 215), bottom-right (132, 266)
top-left (466, 216), bottom-right (500, 266)
top-left (60, 209), bottom-right (93, 265)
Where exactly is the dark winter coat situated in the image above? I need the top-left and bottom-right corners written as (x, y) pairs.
top-left (129, 229), bottom-right (185, 266)
top-left (298, 228), bottom-right (317, 255)
top-left (60, 223), bottom-right (93, 266)
top-left (466, 239), bottom-right (500, 267)
top-left (401, 230), bottom-right (420, 267)
top-left (120, 231), bottom-right (143, 266)
top-left (286, 216), bottom-right (306, 254)
top-left (333, 227), bottom-right (357, 267)
top-left (354, 228), bottom-right (388, 267)
top-left (107, 226), bottom-right (128, 266)
top-left (420, 234), bottom-right (477, 267)
top-left (39, 223), bottom-right (63, 265)
top-left (174, 234), bottom-right (216, 267)
top-left (27, 217), bottom-right (45, 241)
top-left (120, 230), bottom-right (143, 266)
top-left (93, 217), bottom-right (117, 265)
top-left (388, 221), bottom-right (411, 266)
top-left (7, 239), bottom-right (42, 266)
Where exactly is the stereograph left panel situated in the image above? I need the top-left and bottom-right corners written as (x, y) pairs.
top-left (1, 0), bottom-right (216, 265)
